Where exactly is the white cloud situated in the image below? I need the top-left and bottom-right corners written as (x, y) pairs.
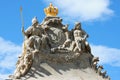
top-left (91, 44), bottom-right (120, 67)
top-left (0, 37), bottom-right (21, 79)
top-left (44, 0), bottom-right (113, 21)
top-left (0, 74), bottom-right (10, 80)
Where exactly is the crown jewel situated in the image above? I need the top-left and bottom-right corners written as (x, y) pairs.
top-left (44, 3), bottom-right (58, 17)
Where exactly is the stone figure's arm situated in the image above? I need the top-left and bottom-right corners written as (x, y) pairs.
top-left (22, 27), bottom-right (26, 36)
top-left (82, 30), bottom-right (89, 40)
top-left (22, 26), bottom-right (32, 37)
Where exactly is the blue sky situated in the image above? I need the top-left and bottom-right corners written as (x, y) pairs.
top-left (0, 0), bottom-right (120, 80)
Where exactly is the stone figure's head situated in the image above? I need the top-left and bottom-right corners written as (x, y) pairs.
top-left (74, 22), bottom-right (81, 30)
top-left (32, 17), bottom-right (39, 26)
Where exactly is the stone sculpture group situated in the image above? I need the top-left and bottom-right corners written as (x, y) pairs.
top-left (9, 3), bottom-right (110, 80)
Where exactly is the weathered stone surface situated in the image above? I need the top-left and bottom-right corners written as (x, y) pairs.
top-left (21, 64), bottom-right (109, 80)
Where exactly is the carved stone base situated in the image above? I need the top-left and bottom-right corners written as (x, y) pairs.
top-left (8, 51), bottom-right (108, 80)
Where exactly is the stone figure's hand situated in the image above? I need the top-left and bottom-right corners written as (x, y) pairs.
top-left (82, 38), bottom-right (86, 42)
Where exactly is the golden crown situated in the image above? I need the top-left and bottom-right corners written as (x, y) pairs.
top-left (44, 3), bottom-right (58, 17)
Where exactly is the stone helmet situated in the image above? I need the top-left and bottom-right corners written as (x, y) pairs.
top-left (74, 22), bottom-right (81, 30)
top-left (32, 17), bottom-right (38, 25)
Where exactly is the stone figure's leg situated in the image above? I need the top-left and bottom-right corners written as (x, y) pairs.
top-left (37, 38), bottom-right (42, 50)
top-left (41, 35), bottom-right (47, 49)
top-left (41, 35), bottom-right (51, 49)
top-left (74, 41), bottom-right (81, 52)
top-left (78, 42), bottom-right (82, 52)
top-left (68, 41), bottom-right (75, 51)
top-left (34, 36), bottom-right (41, 51)
top-left (61, 39), bottom-right (71, 48)
top-left (85, 41), bottom-right (91, 53)
top-left (27, 36), bottom-right (35, 50)
top-left (73, 45), bottom-right (78, 52)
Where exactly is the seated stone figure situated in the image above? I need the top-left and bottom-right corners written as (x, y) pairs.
top-left (10, 17), bottom-right (43, 78)
top-left (22, 17), bottom-right (42, 54)
top-left (73, 22), bottom-right (91, 53)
